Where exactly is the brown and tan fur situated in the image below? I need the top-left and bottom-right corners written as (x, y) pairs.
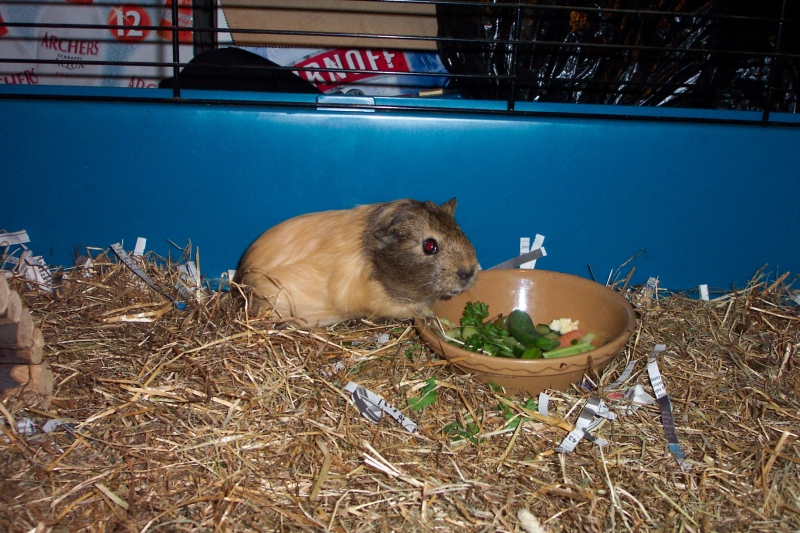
top-left (234, 198), bottom-right (478, 327)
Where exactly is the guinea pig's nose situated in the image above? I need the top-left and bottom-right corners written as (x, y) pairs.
top-left (457, 268), bottom-right (475, 282)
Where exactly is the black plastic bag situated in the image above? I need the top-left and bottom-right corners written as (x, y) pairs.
top-left (436, 0), bottom-right (798, 111)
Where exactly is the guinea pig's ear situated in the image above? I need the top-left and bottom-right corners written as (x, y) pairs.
top-left (441, 198), bottom-right (457, 216)
top-left (371, 203), bottom-right (410, 245)
top-left (373, 223), bottom-right (399, 245)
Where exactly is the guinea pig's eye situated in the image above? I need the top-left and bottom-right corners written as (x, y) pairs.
top-left (422, 238), bottom-right (439, 255)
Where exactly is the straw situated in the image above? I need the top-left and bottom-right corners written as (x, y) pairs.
top-left (1, 257), bottom-right (798, 532)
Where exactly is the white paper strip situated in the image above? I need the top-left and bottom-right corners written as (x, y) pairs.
top-left (133, 237), bottom-right (147, 257)
top-left (343, 382), bottom-right (417, 433)
top-left (111, 243), bottom-right (174, 303)
top-left (178, 261), bottom-right (200, 290)
top-left (607, 360), bottom-right (637, 390)
top-left (617, 384), bottom-right (655, 415)
top-left (699, 284), bottom-right (709, 301)
top-left (21, 253), bottom-right (52, 291)
top-left (519, 234), bottom-right (546, 269)
top-left (537, 392), bottom-right (550, 417)
top-left (646, 345), bottom-right (691, 471)
top-left (0, 230), bottom-right (31, 246)
top-left (556, 397), bottom-right (611, 453)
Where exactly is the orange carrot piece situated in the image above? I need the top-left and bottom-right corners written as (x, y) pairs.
top-left (557, 329), bottom-right (584, 348)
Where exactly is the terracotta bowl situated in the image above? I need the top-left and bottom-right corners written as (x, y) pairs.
top-left (415, 269), bottom-right (636, 397)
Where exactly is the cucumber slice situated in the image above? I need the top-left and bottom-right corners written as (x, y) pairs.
top-left (494, 315), bottom-right (510, 332)
top-left (443, 328), bottom-right (462, 342)
top-left (461, 326), bottom-right (479, 341)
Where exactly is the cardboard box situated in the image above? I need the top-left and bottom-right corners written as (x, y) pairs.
top-left (221, 0), bottom-right (438, 51)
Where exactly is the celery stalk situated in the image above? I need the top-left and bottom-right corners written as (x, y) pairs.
top-left (542, 342), bottom-right (595, 358)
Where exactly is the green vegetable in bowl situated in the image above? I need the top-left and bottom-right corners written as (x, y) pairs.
top-left (541, 342), bottom-right (595, 358)
top-left (520, 345), bottom-right (543, 359)
top-left (448, 301), bottom-right (516, 357)
top-left (439, 301), bottom-right (597, 359)
top-left (508, 310), bottom-right (561, 352)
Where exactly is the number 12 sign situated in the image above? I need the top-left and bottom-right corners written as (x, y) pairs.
top-left (108, 5), bottom-right (151, 43)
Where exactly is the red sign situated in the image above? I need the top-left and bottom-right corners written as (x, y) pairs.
top-left (158, 0), bottom-right (192, 44)
top-left (2, 68), bottom-right (38, 85)
top-left (108, 5), bottom-right (152, 43)
top-left (40, 32), bottom-right (99, 56)
top-left (293, 49), bottom-right (410, 92)
top-left (128, 76), bottom-right (157, 89)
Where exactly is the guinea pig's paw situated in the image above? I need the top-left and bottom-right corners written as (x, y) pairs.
top-left (414, 305), bottom-right (435, 320)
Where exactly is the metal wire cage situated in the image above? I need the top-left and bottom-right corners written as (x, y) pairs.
top-left (0, 0), bottom-right (798, 124)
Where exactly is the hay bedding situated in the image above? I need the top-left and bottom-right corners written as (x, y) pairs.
top-left (1, 250), bottom-right (799, 533)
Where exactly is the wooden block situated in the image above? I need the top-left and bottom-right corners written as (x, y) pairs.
top-left (29, 361), bottom-right (54, 398)
top-left (0, 361), bottom-right (53, 409)
top-left (0, 362), bottom-right (29, 389)
top-left (0, 274), bottom-right (8, 316)
top-left (0, 329), bottom-right (43, 364)
top-left (0, 308), bottom-right (34, 349)
top-left (0, 289), bottom-right (21, 322)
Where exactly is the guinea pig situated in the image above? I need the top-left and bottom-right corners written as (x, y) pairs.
top-left (234, 198), bottom-right (479, 327)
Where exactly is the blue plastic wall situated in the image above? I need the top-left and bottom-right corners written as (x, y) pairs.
top-left (2, 87), bottom-right (799, 292)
